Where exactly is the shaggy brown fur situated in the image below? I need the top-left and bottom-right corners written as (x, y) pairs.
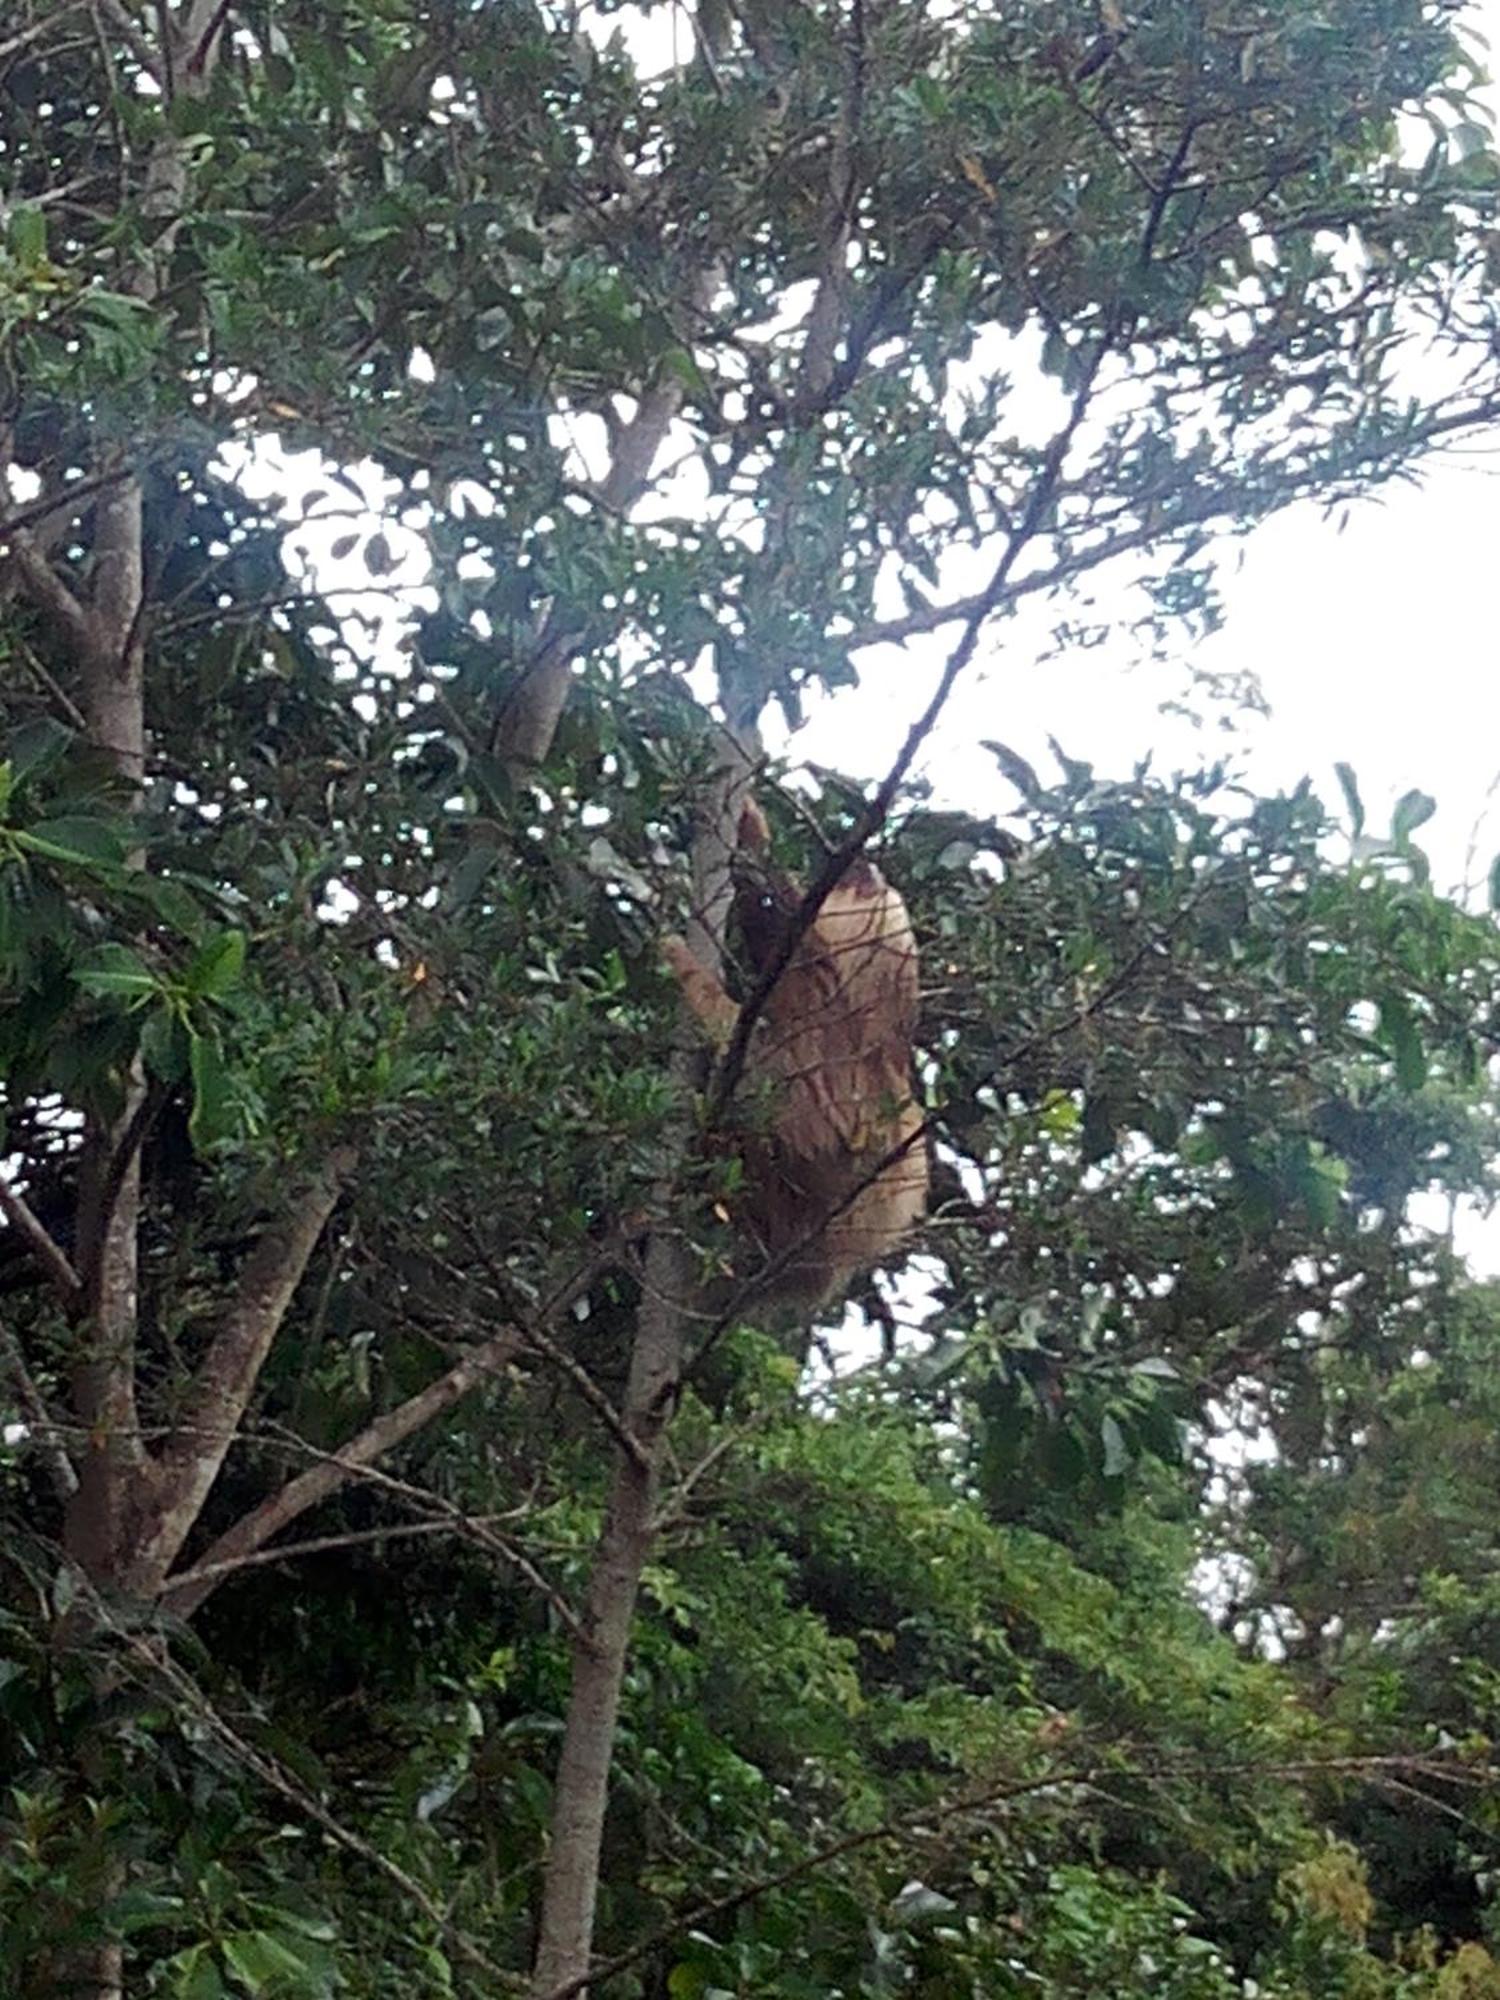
top-left (662, 803), bottom-right (928, 1308)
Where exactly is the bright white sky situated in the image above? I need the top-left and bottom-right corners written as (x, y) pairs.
top-left (793, 417), bottom-right (1500, 902)
top-left (783, 0), bottom-right (1500, 902)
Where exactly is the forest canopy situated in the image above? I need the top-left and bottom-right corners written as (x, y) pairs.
top-left (5, 1), bottom-right (1500, 1995)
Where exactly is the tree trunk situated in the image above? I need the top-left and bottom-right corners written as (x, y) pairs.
top-left (528, 745), bottom-right (752, 2000)
top-left (528, 1229), bottom-right (696, 1998)
top-left (39, 24), bottom-right (221, 1993)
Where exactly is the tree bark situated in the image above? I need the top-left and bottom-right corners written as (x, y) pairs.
top-left (34, 17), bottom-right (227, 1995)
top-left (528, 742), bottom-right (754, 2000)
top-left (527, 1230), bottom-right (695, 1999)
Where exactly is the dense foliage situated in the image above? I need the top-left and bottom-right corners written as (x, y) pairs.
top-left (4, 1), bottom-right (1500, 1995)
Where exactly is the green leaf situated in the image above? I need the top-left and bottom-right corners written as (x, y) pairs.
top-left (6, 716), bottom-right (75, 793)
top-left (73, 944), bottom-right (159, 1000)
top-left (189, 1029), bottom-right (239, 1149)
top-left (447, 838), bottom-right (502, 912)
top-left (1488, 853), bottom-right (1500, 913)
top-left (185, 929), bottom-right (247, 1001)
top-left (107, 1884), bottom-right (187, 1934)
top-left (141, 1007), bottom-right (191, 1084)
top-left (1131, 1356), bottom-right (1180, 1381)
top-left (162, 1946), bottom-right (225, 2000)
top-left (1082, 1093), bottom-right (1115, 1164)
top-left (1039, 1090), bottom-right (1081, 1138)
top-left (1391, 789), bottom-right (1436, 843)
top-left (1333, 761), bottom-right (1364, 838)
top-left (1379, 992), bottom-right (1427, 1092)
top-left (1100, 1412), bottom-right (1131, 1479)
top-left (1298, 1147), bottom-right (1349, 1229)
top-left (132, 871), bottom-right (207, 939)
top-left (220, 1929), bottom-right (316, 1993)
top-left (7, 205), bottom-right (46, 265)
top-left (659, 345), bottom-right (710, 396)
top-left (77, 288), bottom-right (151, 335)
top-left (258, 1910), bottom-right (336, 1944)
top-left (17, 816), bottom-right (131, 868)
top-left (984, 740), bottom-right (1043, 802)
top-left (0, 761), bottom-right (11, 821)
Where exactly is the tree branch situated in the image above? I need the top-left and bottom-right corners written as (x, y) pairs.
top-left (93, 0), bottom-right (165, 81)
top-left (3, 531), bottom-right (100, 661)
top-left (183, 0), bottom-right (233, 73)
top-left (833, 383), bottom-right (1500, 660)
top-left (0, 1179), bottom-right (83, 1309)
top-left (0, 1316), bottom-right (79, 1502)
top-left (137, 1147), bottom-right (357, 1585)
top-left (798, 0), bottom-right (863, 402)
top-left (494, 262), bottom-right (724, 774)
top-left (159, 1318), bottom-right (525, 1618)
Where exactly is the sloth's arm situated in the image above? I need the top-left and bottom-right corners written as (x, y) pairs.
top-left (661, 934), bottom-right (740, 1045)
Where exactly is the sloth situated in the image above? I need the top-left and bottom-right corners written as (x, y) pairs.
top-left (662, 800), bottom-right (928, 1310)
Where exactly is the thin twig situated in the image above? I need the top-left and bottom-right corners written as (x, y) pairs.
top-left (0, 1317), bottom-right (78, 1501)
top-left (157, 1510), bottom-right (530, 1588)
top-left (255, 1420), bottom-right (584, 1642)
top-left (10, 632), bottom-right (88, 731)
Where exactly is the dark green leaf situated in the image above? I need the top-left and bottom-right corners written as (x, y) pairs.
top-left (141, 1008), bottom-right (191, 1084)
top-left (73, 944), bottom-right (159, 1000)
top-left (1379, 992), bottom-right (1427, 1092)
top-left (185, 929), bottom-right (247, 1001)
top-left (189, 1029), bottom-right (238, 1149)
top-left (220, 1930), bottom-right (314, 1993)
top-left (6, 717), bottom-right (75, 794)
top-left (7, 205), bottom-right (46, 264)
top-left (982, 741), bottom-right (1043, 802)
top-left (17, 817), bottom-right (131, 868)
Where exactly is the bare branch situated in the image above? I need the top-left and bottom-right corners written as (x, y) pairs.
top-left (93, 0), bottom-right (165, 80)
top-left (4, 532), bottom-right (99, 661)
top-left (10, 633), bottom-right (89, 732)
top-left (0, 1179), bottom-right (83, 1308)
top-left (1, 5), bottom-right (92, 59)
top-left (160, 1319), bottom-right (525, 1617)
top-left (152, 1510), bottom-right (530, 1588)
top-left (798, 0), bottom-right (863, 401)
top-left (183, 0), bottom-right (233, 73)
top-left (0, 463), bottom-right (140, 543)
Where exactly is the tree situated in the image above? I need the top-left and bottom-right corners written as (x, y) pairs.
top-left (3, 1), bottom-right (1500, 1994)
